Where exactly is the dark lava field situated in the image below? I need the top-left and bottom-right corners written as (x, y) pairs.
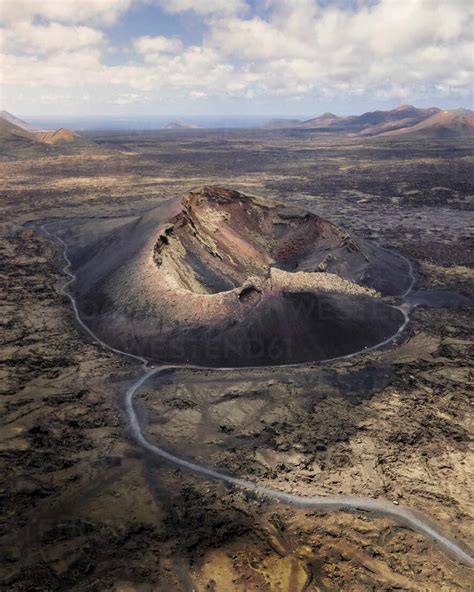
top-left (1, 130), bottom-right (473, 591)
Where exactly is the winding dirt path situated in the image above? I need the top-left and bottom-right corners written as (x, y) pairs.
top-left (42, 224), bottom-right (474, 568)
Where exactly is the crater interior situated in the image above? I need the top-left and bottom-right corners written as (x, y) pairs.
top-left (60, 187), bottom-right (413, 366)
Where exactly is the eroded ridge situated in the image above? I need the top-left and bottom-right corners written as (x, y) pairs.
top-left (153, 187), bottom-right (377, 295)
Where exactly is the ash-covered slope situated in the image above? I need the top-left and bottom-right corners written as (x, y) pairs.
top-left (59, 187), bottom-right (413, 366)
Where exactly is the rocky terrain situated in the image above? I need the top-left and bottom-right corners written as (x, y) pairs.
top-left (0, 129), bottom-right (473, 591)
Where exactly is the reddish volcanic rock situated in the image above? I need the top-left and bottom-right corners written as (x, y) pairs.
top-left (61, 187), bottom-right (413, 366)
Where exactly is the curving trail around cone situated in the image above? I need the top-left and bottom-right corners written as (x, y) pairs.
top-left (41, 223), bottom-right (474, 569)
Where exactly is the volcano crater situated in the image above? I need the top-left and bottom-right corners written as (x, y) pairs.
top-left (64, 187), bottom-right (413, 367)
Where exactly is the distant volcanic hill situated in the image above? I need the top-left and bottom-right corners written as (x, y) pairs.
top-left (61, 187), bottom-right (413, 367)
top-left (377, 109), bottom-right (474, 139)
top-left (262, 104), bottom-right (472, 138)
top-left (165, 120), bottom-right (202, 129)
top-left (299, 112), bottom-right (352, 129)
top-left (0, 118), bottom-right (37, 144)
top-left (263, 118), bottom-right (303, 129)
top-left (358, 105), bottom-right (441, 136)
top-left (351, 104), bottom-right (439, 128)
top-left (0, 118), bottom-right (48, 156)
top-left (0, 112), bottom-right (95, 156)
top-left (0, 110), bottom-right (37, 131)
top-left (36, 127), bottom-right (81, 144)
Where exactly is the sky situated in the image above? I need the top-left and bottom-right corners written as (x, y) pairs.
top-left (0, 0), bottom-right (473, 118)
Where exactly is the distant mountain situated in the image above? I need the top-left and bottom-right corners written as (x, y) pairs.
top-left (0, 112), bottom-right (95, 156)
top-left (352, 104), bottom-right (432, 126)
top-left (261, 104), bottom-right (472, 138)
top-left (378, 109), bottom-right (474, 139)
top-left (263, 118), bottom-right (303, 129)
top-left (302, 105), bottom-right (441, 133)
top-left (165, 120), bottom-right (201, 130)
top-left (299, 112), bottom-right (351, 129)
top-left (36, 127), bottom-right (81, 145)
top-left (0, 110), bottom-right (37, 131)
top-left (0, 118), bottom-right (39, 145)
top-left (358, 105), bottom-right (441, 136)
top-left (450, 108), bottom-right (474, 117)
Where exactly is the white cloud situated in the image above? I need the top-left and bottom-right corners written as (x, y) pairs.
top-left (0, 49), bottom-right (107, 87)
top-left (0, 0), bottom-right (134, 25)
top-left (206, 0), bottom-right (474, 98)
top-left (189, 90), bottom-right (208, 99)
top-left (133, 35), bottom-right (183, 55)
top-left (209, 17), bottom-right (312, 60)
top-left (143, 46), bottom-right (235, 90)
top-left (112, 92), bottom-right (144, 104)
top-left (209, 0), bottom-right (473, 61)
top-left (1, 0), bottom-right (472, 112)
top-left (156, 0), bottom-right (247, 16)
top-left (0, 45), bottom-right (234, 94)
top-left (1, 21), bottom-right (104, 53)
top-left (0, 0), bottom-right (247, 24)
